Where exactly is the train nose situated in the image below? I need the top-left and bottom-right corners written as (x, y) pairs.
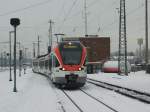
top-left (65, 74), bottom-right (78, 83)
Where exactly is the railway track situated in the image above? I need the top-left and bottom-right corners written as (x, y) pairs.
top-left (47, 76), bottom-right (119, 112)
top-left (61, 89), bottom-right (119, 112)
top-left (61, 90), bottom-right (84, 112)
top-left (87, 78), bottom-right (150, 104)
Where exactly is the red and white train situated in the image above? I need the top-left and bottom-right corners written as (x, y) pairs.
top-left (32, 41), bottom-right (87, 87)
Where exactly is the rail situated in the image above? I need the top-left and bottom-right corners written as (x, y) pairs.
top-left (87, 78), bottom-right (150, 104)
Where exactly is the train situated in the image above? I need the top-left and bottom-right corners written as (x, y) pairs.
top-left (32, 41), bottom-right (87, 88)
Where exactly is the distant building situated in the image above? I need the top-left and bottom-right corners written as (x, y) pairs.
top-left (79, 37), bottom-right (110, 62)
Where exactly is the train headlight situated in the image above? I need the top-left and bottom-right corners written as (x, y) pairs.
top-left (59, 68), bottom-right (66, 71)
top-left (79, 68), bottom-right (82, 71)
top-left (62, 68), bottom-right (65, 71)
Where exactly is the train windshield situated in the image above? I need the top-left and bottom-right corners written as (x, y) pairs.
top-left (59, 42), bottom-right (82, 65)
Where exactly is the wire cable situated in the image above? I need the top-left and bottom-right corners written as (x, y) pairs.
top-left (0, 0), bottom-right (53, 17)
top-left (58, 0), bottom-right (78, 32)
top-left (102, 2), bottom-right (145, 31)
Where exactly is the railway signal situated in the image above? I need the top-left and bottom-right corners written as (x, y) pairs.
top-left (10, 18), bottom-right (20, 92)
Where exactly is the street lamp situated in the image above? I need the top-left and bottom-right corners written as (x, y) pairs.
top-left (10, 18), bottom-right (20, 92)
top-left (9, 31), bottom-right (14, 81)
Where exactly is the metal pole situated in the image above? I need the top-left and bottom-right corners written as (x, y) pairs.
top-left (1, 53), bottom-right (3, 70)
top-left (18, 42), bottom-right (21, 77)
top-left (4, 51), bottom-right (6, 69)
top-left (145, 0), bottom-right (149, 66)
top-left (37, 36), bottom-right (40, 57)
top-left (124, 0), bottom-right (128, 76)
top-left (24, 48), bottom-right (28, 74)
top-left (0, 53), bottom-right (1, 70)
top-left (84, 0), bottom-right (88, 37)
top-left (33, 43), bottom-right (36, 58)
top-left (13, 26), bottom-right (17, 92)
top-left (49, 20), bottom-right (53, 49)
top-left (9, 31), bottom-right (13, 81)
top-left (2, 53), bottom-right (3, 70)
top-left (118, 0), bottom-right (128, 75)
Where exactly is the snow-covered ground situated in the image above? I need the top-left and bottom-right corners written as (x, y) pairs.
top-left (0, 69), bottom-right (61, 112)
top-left (0, 69), bottom-right (150, 112)
top-left (88, 71), bottom-right (150, 93)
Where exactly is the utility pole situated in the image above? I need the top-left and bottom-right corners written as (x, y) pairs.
top-left (0, 53), bottom-right (1, 70)
top-left (33, 43), bottom-right (36, 58)
top-left (118, 0), bottom-right (128, 75)
top-left (37, 35), bottom-right (40, 57)
top-left (24, 48), bottom-right (28, 74)
top-left (137, 38), bottom-right (143, 61)
top-left (84, 0), bottom-right (88, 37)
top-left (145, 0), bottom-right (149, 67)
top-left (1, 52), bottom-right (3, 70)
top-left (4, 51), bottom-right (6, 68)
top-left (49, 20), bottom-right (54, 49)
top-left (24, 48), bottom-right (28, 63)
top-left (18, 42), bottom-right (22, 77)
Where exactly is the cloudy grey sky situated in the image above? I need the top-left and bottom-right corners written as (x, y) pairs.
top-left (0, 0), bottom-right (149, 55)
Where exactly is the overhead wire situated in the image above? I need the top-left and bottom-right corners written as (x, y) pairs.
top-left (0, 0), bottom-right (53, 17)
top-left (60, 0), bottom-right (118, 35)
top-left (56, 0), bottom-right (67, 21)
top-left (87, 0), bottom-right (118, 34)
top-left (101, 2), bottom-right (146, 32)
top-left (58, 0), bottom-right (78, 32)
top-left (66, 0), bottom-right (101, 21)
top-left (58, 0), bottom-right (102, 34)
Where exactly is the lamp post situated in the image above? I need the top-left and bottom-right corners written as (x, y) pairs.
top-left (9, 31), bottom-right (14, 81)
top-left (10, 18), bottom-right (20, 92)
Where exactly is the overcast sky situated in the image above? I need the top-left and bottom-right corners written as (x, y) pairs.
top-left (0, 0), bottom-right (149, 56)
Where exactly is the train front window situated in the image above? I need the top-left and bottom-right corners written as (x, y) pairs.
top-left (59, 42), bottom-right (82, 65)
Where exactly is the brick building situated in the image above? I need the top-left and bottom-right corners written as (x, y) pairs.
top-left (79, 37), bottom-right (110, 62)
